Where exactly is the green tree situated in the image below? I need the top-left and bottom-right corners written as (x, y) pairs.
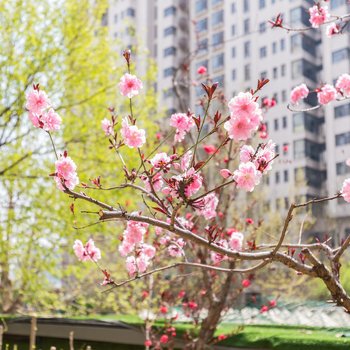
top-left (0, 0), bottom-right (159, 313)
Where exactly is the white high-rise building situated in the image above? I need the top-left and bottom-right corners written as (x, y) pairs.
top-left (107, 0), bottom-right (350, 241)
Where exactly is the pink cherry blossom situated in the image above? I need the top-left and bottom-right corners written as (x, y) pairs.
top-left (242, 279), bottom-right (251, 288)
top-left (102, 118), bottom-right (113, 136)
top-left (136, 254), bottom-right (149, 273)
top-left (309, 5), bottom-right (330, 28)
top-left (336, 74), bottom-right (350, 98)
top-left (118, 240), bottom-right (134, 257)
top-left (28, 112), bottom-right (41, 128)
top-left (254, 140), bottom-right (276, 173)
top-left (123, 220), bottom-right (149, 245)
top-left (210, 239), bottom-right (228, 265)
top-left (73, 239), bottom-right (101, 262)
top-left (317, 84), bottom-right (337, 105)
top-left (290, 84), bottom-right (309, 105)
top-left (170, 113), bottom-right (195, 143)
top-left (55, 155), bottom-right (79, 191)
top-left (229, 232), bottom-right (244, 251)
top-left (141, 173), bottom-right (164, 192)
top-left (126, 256), bottom-right (137, 276)
top-left (183, 168), bottom-right (203, 197)
top-left (120, 117), bottom-right (146, 148)
top-left (196, 193), bottom-right (219, 220)
top-left (228, 92), bottom-right (259, 118)
top-left (197, 66), bottom-right (207, 75)
top-left (141, 243), bottom-right (156, 259)
top-left (326, 23), bottom-right (340, 37)
top-left (160, 335), bottom-right (169, 344)
top-left (240, 145), bottom-right (255, 163)
top-left (233, 162), bottom-right (262, 192)
top-left (224, 115), bottom-right (256, 141)
top-left (180, 151), bottom-right (192, 171)
top-left (41, 108), bottom-right (62, 131)
top-left (151, 152), bottom-right (171, 170)
top-left (203, 145), bottom-right (217, 154)
top-left (220, 169), bottom-right (232, 179)
top-left (26, 89), bottom-right (50, 114)
top-left (118, 73), bottom-right (143, 98)
top-left (341, 178), bottom-right (350, 203)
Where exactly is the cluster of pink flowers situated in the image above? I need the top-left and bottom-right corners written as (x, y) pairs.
top-left (120, 117), bottom-right (146, 148)
top-left (326, 23), bottom-right (340, 37)
top-left (291, 74), bottom-right (350, 106)
top-left (290, 84), bottom-right (309, 105)
top-left (317, 84), bottom-right (337, 105)
top-left (341, 179), bottom-right (350, 203)
top-left (170, 112), bottom-right (195, 143)
top-left (101, 118), bottom-right (113, 136)
top-left (118, 73), bottom-right (143, 98)
top-left (336, 74), bottom-right (350, 98)
top-left (54, 153), bottom-right (79, 191)
top-left (195, 193), bottom-right (219, 220)
top-left (221, 141), bottom-right (275, 192)
top-left (118, 219), bottom-right (156, 275)
top-left (73, 239), bottom-right (101, 262)
top-left (309, 5), bottom-right (330, 28)
top-left (210, 231), bottom-right (244, 264)
top-left (26, 87), bottom-right (62, 132)
top-left (224, 92), bottom-right (263, 141)
top-left (163, 167), bottom-right (203, 199)
top-left (150, 152), bottom-right (171, 170)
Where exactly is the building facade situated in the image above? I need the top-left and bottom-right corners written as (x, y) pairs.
top-left (107, 0), bottom-right (350, 240)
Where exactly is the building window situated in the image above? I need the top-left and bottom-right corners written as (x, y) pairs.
top-left (212, 10), bottom-right (224, 26)
top-left (212, 0), bottom-right (223, 5)
top-left (293, 112), bottom-right (322, 133)
top-left (274, 119), bottom-right (279, 130)
top-left (294, 139), bottom-right (325, 160)
top-left (231, 24), bottom-right (236, 36)
top-left (114, 14), bottom-right (118, 23)
top-left (163, 87), bottom-right (176, 98)
top-left (275, 171), bottom-right (280, 184)
top-left (243, 0), bottom-right (249, 12)
top-left (259, 0), bottom-right (266, 9)
top-left (290, 7), bottom-right (310, 26)
top-left (282, 90), bottom-right (287, 102)
top-left (332, 48), bottom-right (350, 63)
top-left (272, 42), bottom-right (277, 54)
top-left (213, 75), bottom-right (224, 87)
top-left (163, 67), bottom-right (176, 78)
top-left (244, 41), bottom-right (251, 57)
top-left (336, 162), bottom-right (350, 175)
top-left (196, 60), bottom-right (208, 70)
top-left (164, 26), bottom-right (177, 37)
top-left (282, 116), bottom-right (287, 128)
top-left (212, 53), bottom-right (224, 70)
top-left (198, 38), bottom-right (208, 55)
top-left (273, 67), bottom-right (278, 79)
top-left (164, 6), bottom-right (176, 17)
top-left (260, 46), bottom-right (267, 58)
top-left (259, 22), bottom-right (266, 33)
top-left (126, 8), bottom-right (135, 17)
top-left (232, 69), bottom-right (237, 80)
top-left (336, 132), bottom-right (350, 146)
top-left (284, 170), bottom-right (289, 182)
top-left (196, 0), bottom-right (208, 13)
top-left (331, 0), bottom-right (345, 9)
top-left (281, 64), bottom-right (286, 76)
top-left (212, 31), bottom-right (224, 47)
top-left (196, 18), bottom-right (208, 32)
top-left (280, 38), bottom-right (285, 51)
top-left (244, 19), bottom-right (250, 34)
top-left (244, 64), bottom-right (250, 80)
top-left (260, 71), bottom-right (267, 79)
top-left (231, 2), bottom-right (236, 13)
top-left (232, 47), bottom-right (236, 57)
top-left (292, 59), bottom-right (318, 82)
top-left (164, 46), bottom-right (177, 57)
top-left (335, 103), bottom-right (350, 118)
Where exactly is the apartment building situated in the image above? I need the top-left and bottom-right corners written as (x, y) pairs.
top-left (106, 0), bottom-right (350, 240)
top-left (107, 0), bottom-right (190, 114)
top-left (189, 0), bottom-right (350, 241)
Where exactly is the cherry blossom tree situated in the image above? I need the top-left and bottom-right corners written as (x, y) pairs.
top-left (27, 1), bottom-right (350, 348)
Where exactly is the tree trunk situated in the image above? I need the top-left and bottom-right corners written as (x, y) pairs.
top-left (194, 262), bottom-right (235, 350)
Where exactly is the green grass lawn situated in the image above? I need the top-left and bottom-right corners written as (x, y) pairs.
top-left (2, 314), bottom-right (350, 349)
